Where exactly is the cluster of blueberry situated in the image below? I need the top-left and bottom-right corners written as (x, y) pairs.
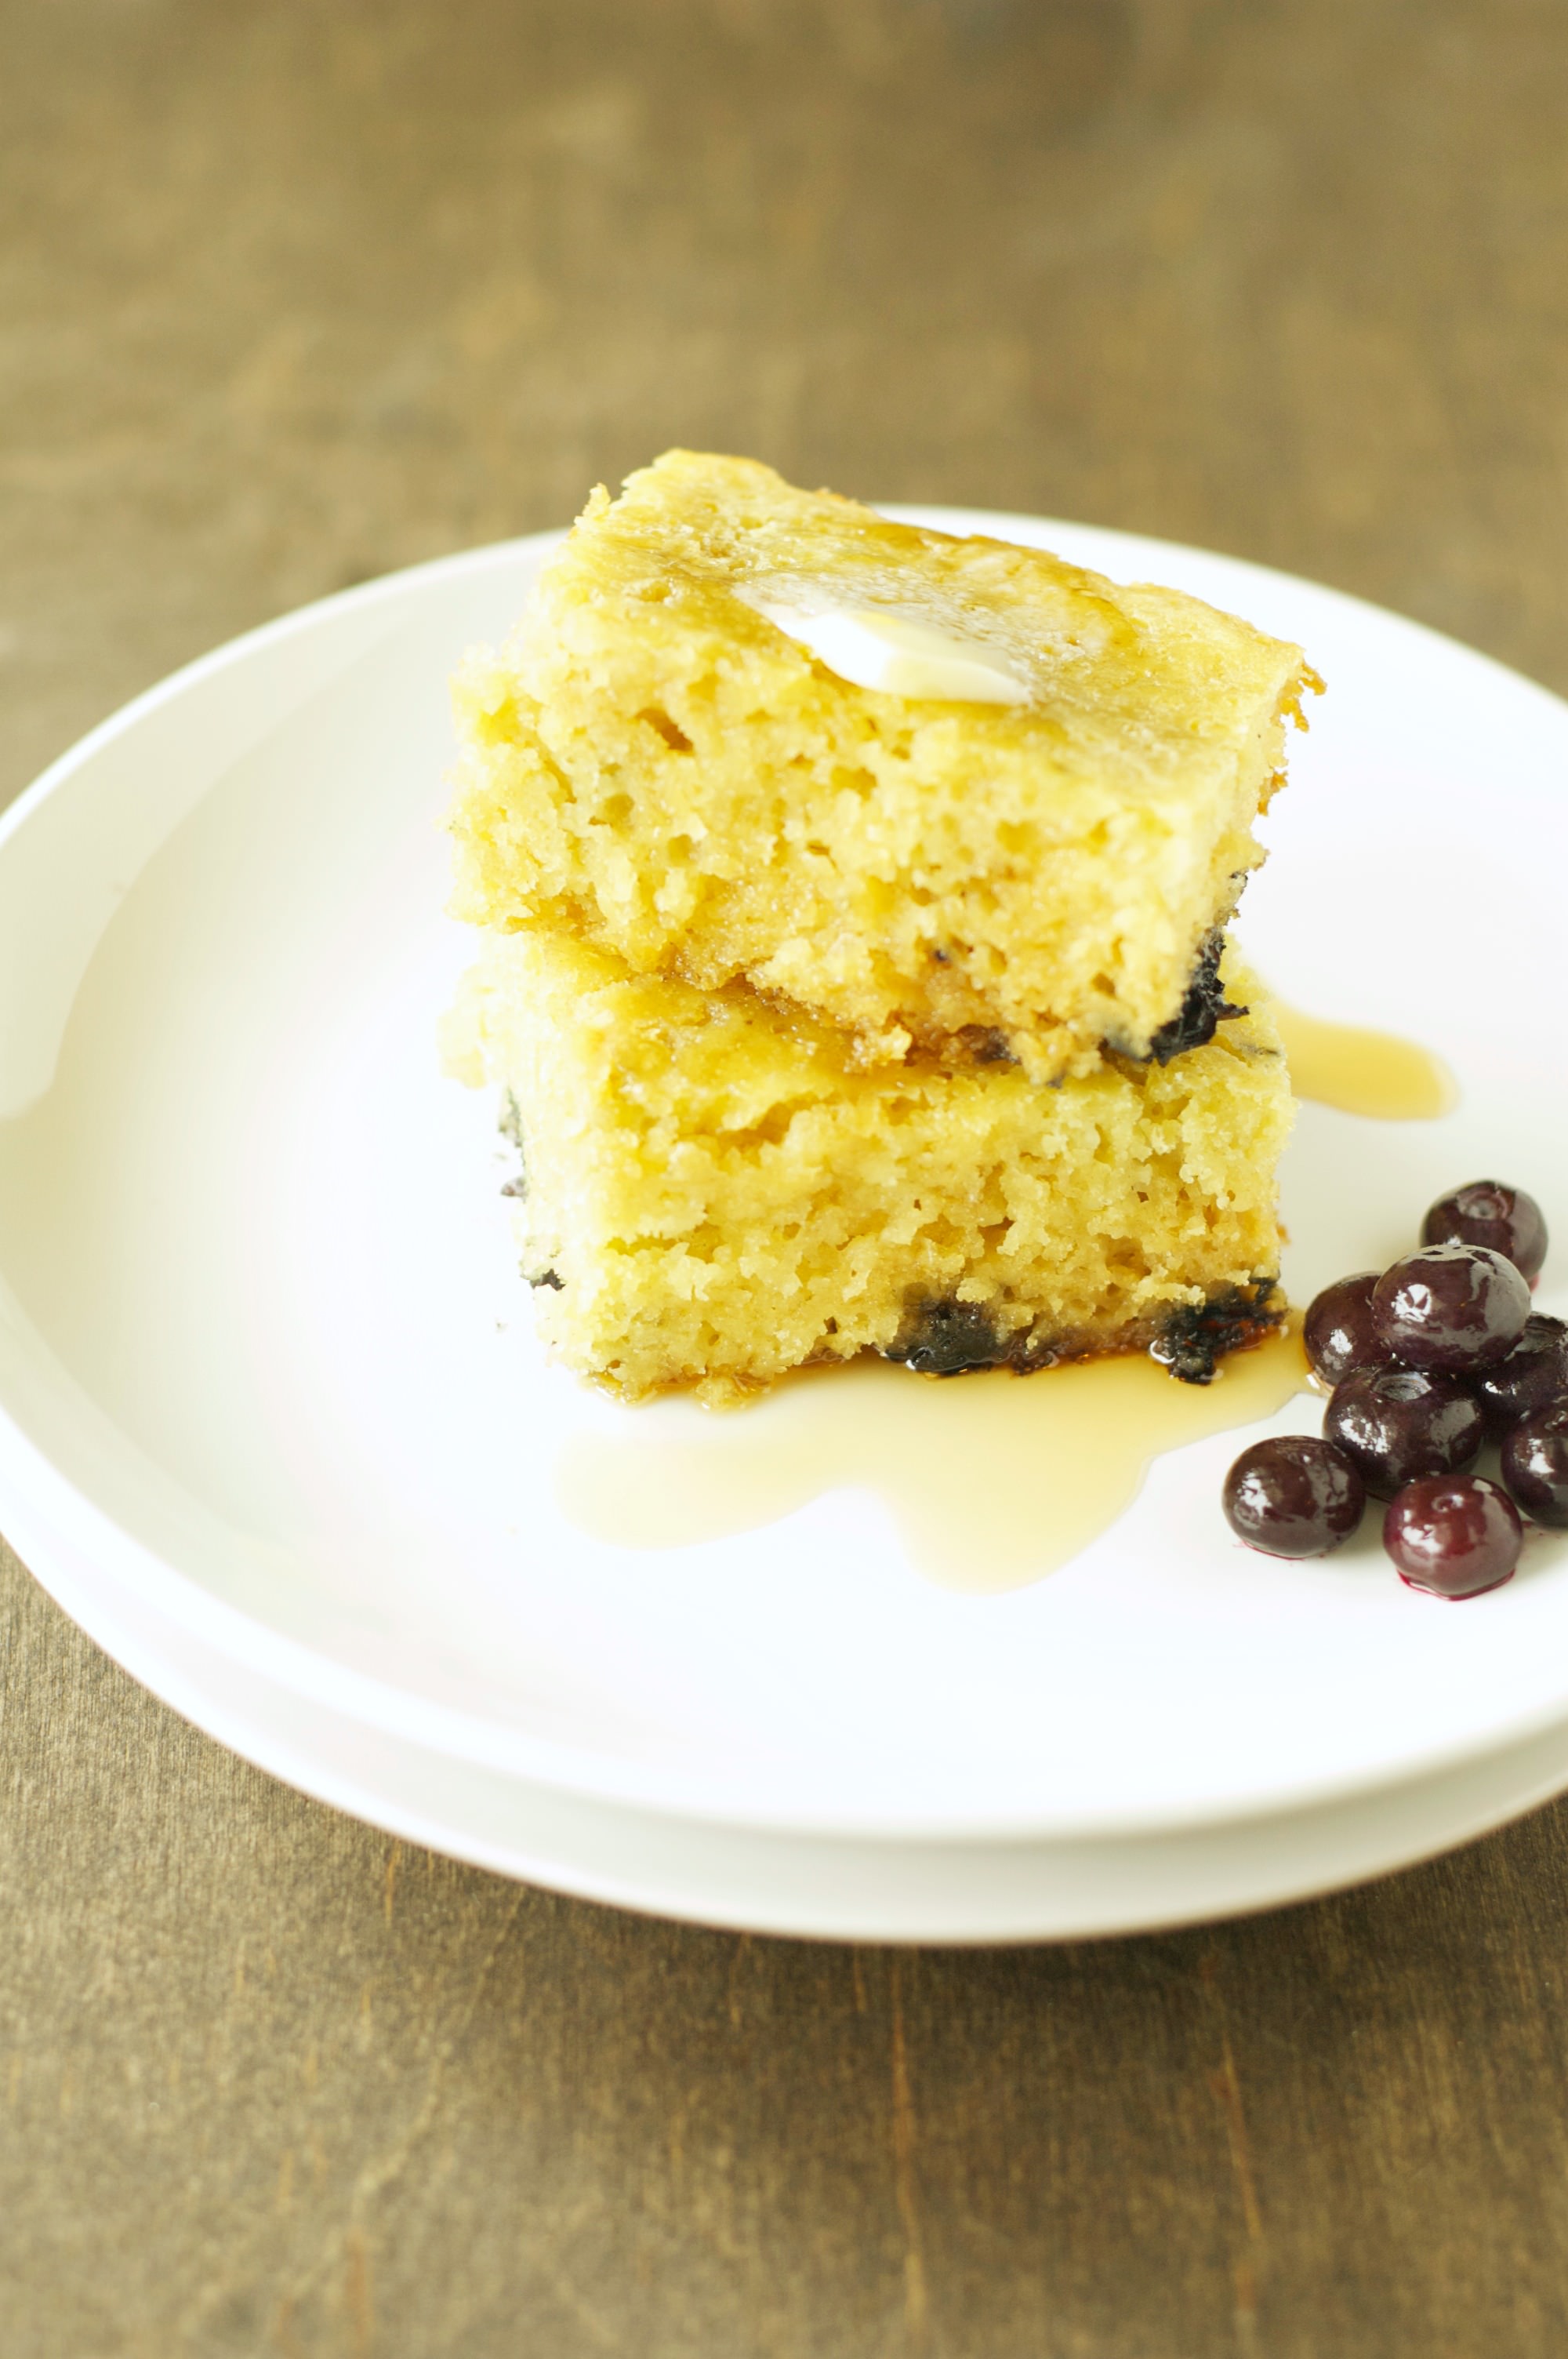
top-left (1223, 1181), bottom-right (1566, 1599)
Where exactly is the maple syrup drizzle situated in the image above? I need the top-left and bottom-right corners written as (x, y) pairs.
top-left (557, 1321), bottom-right (1310, 1593)
top-left (554, 1009), bottom-right (1456, 1589)
top-left (1273, 1001), bottom-right (1456, 1120)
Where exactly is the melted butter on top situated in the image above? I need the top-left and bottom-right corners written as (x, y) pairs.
top-left (745, 591), bottom-right (1032, 705)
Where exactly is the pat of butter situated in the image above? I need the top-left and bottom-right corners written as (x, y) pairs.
top-left (750, 596), bottom-right (1030, 705)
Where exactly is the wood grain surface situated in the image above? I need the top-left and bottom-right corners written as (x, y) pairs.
top-left (4, 3), bottom-right (1568, 2351)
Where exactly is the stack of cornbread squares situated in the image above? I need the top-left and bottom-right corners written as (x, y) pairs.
top-left (443, 453), bottom-right (1315, 1404)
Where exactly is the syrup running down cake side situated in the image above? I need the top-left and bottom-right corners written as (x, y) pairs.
top-left (443, 930), bottom-right (1294, 1405)
top-left (448, 450), bottom-right (1318, 1081)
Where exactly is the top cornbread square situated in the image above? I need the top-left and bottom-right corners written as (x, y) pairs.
top-left (448, 452), bottom-right (1315, 1076)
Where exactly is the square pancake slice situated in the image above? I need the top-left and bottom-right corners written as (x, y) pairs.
top-left (448, 450), bottom-right (1316, 1079)
top-left (443, 929), bottom-right (1293, 1405)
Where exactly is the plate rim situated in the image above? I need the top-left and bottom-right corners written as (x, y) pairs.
top-left (20, 1470), bottom-right (1568, 1941)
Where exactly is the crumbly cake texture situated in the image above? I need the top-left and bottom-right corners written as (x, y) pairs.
top-left (448, 451), bottom-right (1316, 1079)
top-left (444, 929), bottom-right (1293, 1404)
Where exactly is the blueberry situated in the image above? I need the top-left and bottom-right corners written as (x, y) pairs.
top-left (1421, 1180), bottom-right (1548, 1286)
top-left (884, 1298), bottom-right (1004, 1376)
top-left (1144, 929), bottom-right (1245, 1064)
top-left (1324, 1365), bottom-right (1485, 1498)
top-left (1371, 1243), bottom-right (1530, 1374)
top-left (1303, 1272), bottom-right (1393, 1387)
top-left (1222, 1437), bottom-right (1365, 1558)
top-left (1473, 1314), bottom-right (1568, 1436)
top-left (1150, 1281), bottom-right (1280, 1386)
top-left (1501, 1405), bottom-right (1568, 1530)
top-left (1383, 1475), bottom-right (1523, 1598)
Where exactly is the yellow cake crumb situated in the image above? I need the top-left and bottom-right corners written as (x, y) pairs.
top-left (448, 450), bottom-right (1316, 1079)
top-left (447, 929), bottom-right (1293, 1403)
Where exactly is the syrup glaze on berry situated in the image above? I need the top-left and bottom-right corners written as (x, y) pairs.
top-left (1303, 1272), bottom-right (1392, 1387)
top-left (1371, 1243), bottom-right (1530, 1373)
top-left (1421, 1180), bottom-right (1548, 1286)
top-left (1383, 1475), bottom-right (1523, 1598)
top-left (1324, 1365), bottom-right (1485, 1498)
top-left (1473, 1314), bottom-right (1568, 1436)
top-left (1501, 1405), bottom-right (1568, 1531)
top-left (1222, 1436), bottom-right (1366, 1558)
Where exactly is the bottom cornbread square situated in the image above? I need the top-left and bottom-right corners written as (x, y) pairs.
top-left (445, 930), bottom-right (1293, 1403)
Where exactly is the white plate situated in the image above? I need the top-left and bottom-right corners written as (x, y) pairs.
top-left (1, 513), bottom-right (1566, 1939)
top-left (20, 1479), bottom-right (1568, 1942)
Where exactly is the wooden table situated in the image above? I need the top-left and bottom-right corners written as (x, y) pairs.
top-left (4, 4), bottom-right (1567, 2350)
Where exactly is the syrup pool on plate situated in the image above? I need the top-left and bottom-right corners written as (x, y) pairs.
top-left (1270, 1002), bottom-right (1456, 1121)
top-left (556, 1007), bottom-right (1456, 1590)
top-left (558, 1322), bottom-right (1310, 1594)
